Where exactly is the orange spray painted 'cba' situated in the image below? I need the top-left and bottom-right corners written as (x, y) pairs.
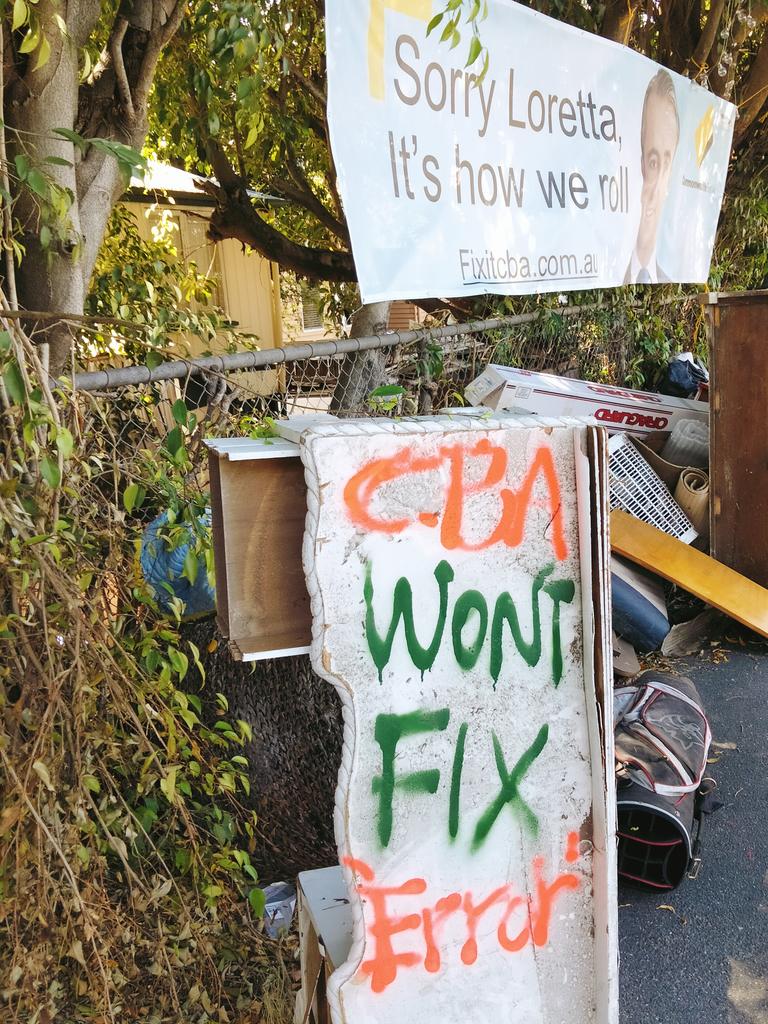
top-left (343, 439), bottom-right (568, 560)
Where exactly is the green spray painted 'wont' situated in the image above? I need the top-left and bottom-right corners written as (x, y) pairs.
top-left (364, 560), bottom-right (575, 686)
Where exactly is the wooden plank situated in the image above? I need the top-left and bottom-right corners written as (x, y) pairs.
top-left (708, 293), bottom-right (768, 586)
top-left (610, 510), bottom-right (768, 638)
top-left (232, 636), bottom-right (310, 662)
top-left (295, 882), bottom-right (322, 1024)
top-left (208, 451), bottom-right (230, 638)
top-left (205, 437), bottom-right (300, 460)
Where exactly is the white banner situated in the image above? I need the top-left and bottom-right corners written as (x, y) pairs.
top-left (326, 0), bottom-right (736, 300)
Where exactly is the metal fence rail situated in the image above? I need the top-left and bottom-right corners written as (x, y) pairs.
top-left (69, 308), bottom-right (580, 392)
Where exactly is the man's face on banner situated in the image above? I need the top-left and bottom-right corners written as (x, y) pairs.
top-left (638, 92), bottom-right (678, 257)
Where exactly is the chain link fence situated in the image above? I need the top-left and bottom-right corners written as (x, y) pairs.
top-left (66, 296), bottom-right (705, 434)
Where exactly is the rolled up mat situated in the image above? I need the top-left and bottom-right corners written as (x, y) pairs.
top-left (611, 572), bottom-right (671, 652)
top-left (674, 468), bottom-right (709, 546)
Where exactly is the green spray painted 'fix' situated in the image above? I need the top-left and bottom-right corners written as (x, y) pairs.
top-left (372, 711), bottom-right (550, 851)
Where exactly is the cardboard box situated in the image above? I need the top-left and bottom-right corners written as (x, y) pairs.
top-left (465, 365), bottom-right (709, 436)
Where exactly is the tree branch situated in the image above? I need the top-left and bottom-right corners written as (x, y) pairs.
top-left (735, 34), bottom-right (768, 143)
top-left (110, 17), bottom-right (135, 122)
top-left (282, 139), bottom-right (350, 244)
top-left (131, 1), bottom-right (188, 118)
top-left (276, 178), bottom-right (350, 245)
top-left (413, 296), bottom-right (475, 320)
top-left (286, 57), bottom-right (326, 106)
top-left (207, 193), bottom-right (356, 281)
top-left (323, 108), bottom-right (345, 223)
top-left (600, 0), bottom-right (639, 44)
top-left (688, 0), bottom-right (726, 75)
top-left (201, 159), bottom-right (355, 283)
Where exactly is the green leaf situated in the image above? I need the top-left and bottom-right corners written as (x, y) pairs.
top-left (159, 765), bottom-right (178, 804)
top-left (53, 127), bottom-right (86, 150)
top-left (12, 0), bottom-right (28, 32)
top-left (440, 17), bottom-right (455, 42)
top-left (168, 647), bottom-right (189, 681)
top-left (13, 154), bottom-right (29, 182)
top-left (34, 35), bottom-right (51, 71)
top-left (0, 332), bottom-right (10, 355)
top-left (182, 548), bottom-right (198, 585)
top-left (27, 169), bottom-right (49, 200)
top-left (3, 361), bottom-right (25, 404)
top-left (369, 384), bottom-right (405, 398)
top-left (18, 24), bottom-right (40, 54)
top-left (466, 35), bottom-right (483, 67)
top-left (245, 124), bottom-right (259, 149)
top-left (54, 426), bottom-right (73, 458)
top-left (39, 224), bottom-right (52, 248)
top-left (172, 398), bottom-right (189, 426)
top-left (248, 887), bottom-right (266, 916)
top-left (40, 455), bottom-right (61, 489)
top-left (123, 482), bottom-right (146, 512)
top-left (165, 425), bottom-right (183, 456)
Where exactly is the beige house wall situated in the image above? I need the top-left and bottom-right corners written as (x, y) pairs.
top-left (125, 200), bottom-right (284, 396)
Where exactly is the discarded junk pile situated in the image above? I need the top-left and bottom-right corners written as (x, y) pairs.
top-left (465, 356), bottom-right (759, 891)
top-left (464, 355), bottom-right (723, 666)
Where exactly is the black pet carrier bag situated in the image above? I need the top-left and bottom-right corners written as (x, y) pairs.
top-left (614, 670), bottom-right (714, 891)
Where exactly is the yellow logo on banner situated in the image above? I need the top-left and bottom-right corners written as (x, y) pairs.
top-left (368, 0), bottom-right (431, 100)
top-left (695, 106), bottom-right (715, 166)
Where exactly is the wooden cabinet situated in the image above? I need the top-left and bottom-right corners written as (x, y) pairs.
top-left (207, 437), bottom-right (311, 660)
top-left (705, 291), bottom-right (768, 588)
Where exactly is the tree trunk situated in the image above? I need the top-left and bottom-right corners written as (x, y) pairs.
top-left (5, 1), bottom-right (186, 376)
top-left (6, 3), bottom-right (91, 371)
top-left (331, 300), bottom-right (392, 415)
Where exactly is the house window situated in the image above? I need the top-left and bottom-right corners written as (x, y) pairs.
top-left (300, 285), bottom-right (324, 332)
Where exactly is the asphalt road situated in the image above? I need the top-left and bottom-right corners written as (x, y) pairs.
top-left (619, 642), bottom-right (768, 1024)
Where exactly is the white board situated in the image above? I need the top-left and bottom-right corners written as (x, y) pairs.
top-left (300, 416), bottom-right (616, 1024)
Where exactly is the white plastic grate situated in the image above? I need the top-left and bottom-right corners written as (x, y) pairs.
top-left (608, 434), bottom-right (698, 544)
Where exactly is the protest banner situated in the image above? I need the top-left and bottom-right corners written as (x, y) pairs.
top-left (326, 0), bottom-right (736, 299)
top-left (300, 416), bottom-right (616, 1024)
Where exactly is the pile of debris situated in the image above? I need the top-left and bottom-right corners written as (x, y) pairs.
top-left (464, 355), bottom-right (768, 669)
